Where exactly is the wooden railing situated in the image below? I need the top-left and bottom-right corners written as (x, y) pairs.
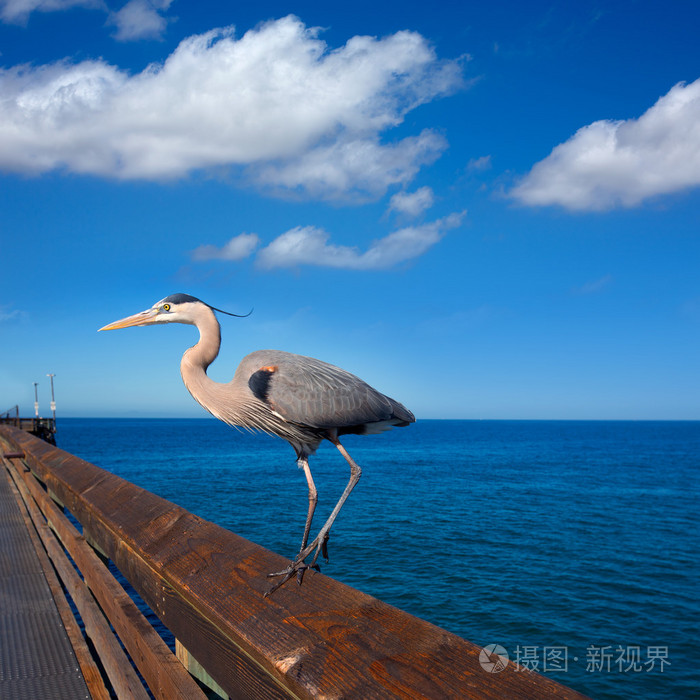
top-left (0, 425), bottom-right (589, 699)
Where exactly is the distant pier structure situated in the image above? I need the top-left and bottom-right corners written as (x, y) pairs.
top-left (0, 405), bottom-right (56, 444)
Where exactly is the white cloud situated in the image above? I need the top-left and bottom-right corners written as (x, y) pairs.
top-left (388, 186), bottom-right (434, 217)
top-left (191, 232), bottom-right (260, 261)
top-left (0, 16), bottom-right (463, 198)
top-left (108, 0), bottom-right (173, 42)
top-left (0, 304), bottom-right (22, 322)
top-left (0, 0), bottom-right (100, 24)
top-left (251, 131), bottom-right (446, 200)
top-left (511, 79), bottom-right (700, 210)
top-left (467, 154), bottom-right (491, 171)
top-left (1, 0), bottom-right (173, 40)
top-left (256, 212), bottom-right (464, 270)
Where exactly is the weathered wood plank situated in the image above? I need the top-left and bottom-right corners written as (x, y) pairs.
top-left (2, 458), bottom-right (111, 700)
top-left (1, 426), bottom-right (590, 700)
top-left (4, 454), bottom-right (151, 700)
top-left (176, 641), bottom-right (229, 700)
top-left (8, 455), bottom-right (208, 700)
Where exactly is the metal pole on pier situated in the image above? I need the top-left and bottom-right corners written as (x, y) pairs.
top-left (47, 373), bottom-right (56, 423)
top-left (33, 382), bottom-right (39, 418)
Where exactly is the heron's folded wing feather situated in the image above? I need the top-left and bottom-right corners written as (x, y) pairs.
top-left (248, 355), bottom-right (400, 429)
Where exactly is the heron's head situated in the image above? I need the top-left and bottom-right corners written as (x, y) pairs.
top-left (99, 293), bottom-right (249, 331)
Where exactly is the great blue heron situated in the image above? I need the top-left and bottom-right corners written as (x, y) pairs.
top-left (100, 293), bottom-right (414, 594)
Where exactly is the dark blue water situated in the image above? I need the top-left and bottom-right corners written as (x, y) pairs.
top-left (57, 419), bottom-right (699, 699)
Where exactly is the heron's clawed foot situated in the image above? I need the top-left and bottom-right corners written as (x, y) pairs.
top-left (263, 533), bottom-right (331, 597)
top-left (264, 562), bottom-right (320, 597)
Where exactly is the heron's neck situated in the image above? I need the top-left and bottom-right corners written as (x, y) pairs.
top-left (180, 309), bottom-right (222, 411)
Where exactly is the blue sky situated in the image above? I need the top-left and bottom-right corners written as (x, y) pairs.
top-left (1, 0), bottom-right (699, 419)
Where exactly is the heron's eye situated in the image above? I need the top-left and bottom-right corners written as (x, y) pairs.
top-left (162, 303), bottom-right (171, 312)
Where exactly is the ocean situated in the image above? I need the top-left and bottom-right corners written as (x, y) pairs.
top-left (57, 418), bottom-right (699, 699)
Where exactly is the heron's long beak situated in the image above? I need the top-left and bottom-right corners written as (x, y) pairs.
top-left (99, 308), bottom-right (158, 331)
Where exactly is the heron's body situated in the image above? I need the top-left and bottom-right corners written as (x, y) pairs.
top-left (100, 293), bottom-right (414, 593)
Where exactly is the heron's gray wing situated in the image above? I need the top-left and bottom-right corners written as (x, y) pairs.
top-left (247, 353), bottom-right (408, 429)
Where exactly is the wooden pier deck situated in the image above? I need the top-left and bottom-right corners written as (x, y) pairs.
top-left (0, 462), bottom-right (91, 698)
top-left (0, 424), bottom-right (590, 699)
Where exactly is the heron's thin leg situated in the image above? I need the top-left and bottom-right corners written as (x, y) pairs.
top-left (303, 438), bottom-right (361, 567)
top-left (298, 455), bottom-right (317, 553)
top-left (265, 438), bottom-right (362, 595)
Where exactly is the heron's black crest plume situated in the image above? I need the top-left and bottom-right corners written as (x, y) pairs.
top-left (211, 305), bottom-right (253, 318)
top-left (162, 293), bottom-right (252, 318)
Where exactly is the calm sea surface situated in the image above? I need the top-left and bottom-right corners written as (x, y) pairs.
top-left (57, 418), bottom-right (699, 699)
